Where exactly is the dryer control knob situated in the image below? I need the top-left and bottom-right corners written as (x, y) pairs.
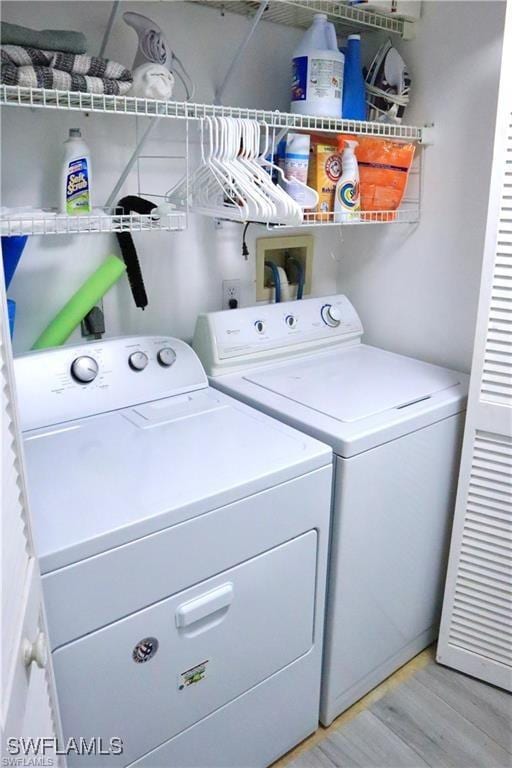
top-left (70, 356), bottom-right (98, 383)
top-left (321, 304), bottom-right (342, 327)
top-left (157, 347), bottom-right (176, 367)
top-left (285, 314), bottom-right (297, 328)
top-left (254, 320), bottom-right (265, 334)
top-left (129, 351), bottom-right (149, 371)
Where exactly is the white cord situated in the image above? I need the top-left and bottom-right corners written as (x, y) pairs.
top-left (171, 51), bottom-right (195, 102)
top-left (366, 82), bottom-right (410, 108)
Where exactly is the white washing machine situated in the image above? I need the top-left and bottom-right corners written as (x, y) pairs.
top-left (15, 335), bottom-right (332, 767)
top-left (193, 295), bottom-right (469, 726)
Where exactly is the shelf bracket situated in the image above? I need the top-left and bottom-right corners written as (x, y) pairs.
top-left (402, 18), bottom-right (416, 41)
top-left (105, 118), bottom-right (161, 209)
top-left (98, 0), bottom-right (121, 58)
top-left (214, 0), bottom-right (269, 106)
top-left (420, 124), bottom-right (435, 146)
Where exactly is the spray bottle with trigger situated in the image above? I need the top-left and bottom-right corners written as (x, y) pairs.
top-left (334, 139), bottom-right (360, 223)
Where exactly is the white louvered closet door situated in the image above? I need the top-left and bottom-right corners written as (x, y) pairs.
top-left (0, 270), bottom-right (61, 756)
top-left (437, 2), bottom-right (512, 691)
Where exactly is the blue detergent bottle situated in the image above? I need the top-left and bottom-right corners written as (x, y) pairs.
top-left (342, 34), bottom-right (367, 120)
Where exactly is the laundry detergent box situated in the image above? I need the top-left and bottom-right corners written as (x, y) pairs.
top-left (307, 136), bottom-right (342, 220)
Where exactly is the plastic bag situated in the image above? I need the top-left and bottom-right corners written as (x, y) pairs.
top-left (337, 135), bottom-right (415, 221)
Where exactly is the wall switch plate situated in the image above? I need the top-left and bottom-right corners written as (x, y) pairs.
top-left (222, 279), bottom-right (241, 310)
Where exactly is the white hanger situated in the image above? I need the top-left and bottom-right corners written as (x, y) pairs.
top-left (167, 117), bottom-right (248, 221)
top-left (259, 129), bottom-right (319, 212)
top-left (239, 121), bottom-right (298, 223)
top-left (166, 117), bottom-right (306, 225)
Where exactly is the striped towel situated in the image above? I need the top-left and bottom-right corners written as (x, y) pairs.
top-left (1, 45), bottom-right (132, 95)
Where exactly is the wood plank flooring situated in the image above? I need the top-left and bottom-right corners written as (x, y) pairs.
top-left (275, 649), bottom-right (511, 768)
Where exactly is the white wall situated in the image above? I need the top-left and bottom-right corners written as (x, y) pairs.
top-left (1, 0), bottom-right (340, 353)
top-left (2, 1), bottom-right (505, 370)
top-left (337, 1), bottom-right (505, 373)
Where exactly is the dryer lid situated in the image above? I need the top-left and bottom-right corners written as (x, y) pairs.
top-left (243, 345), bottom-right (462, 424)
top-left (23, 388), bottom-right (331, 573)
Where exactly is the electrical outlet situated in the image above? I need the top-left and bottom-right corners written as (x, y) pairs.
top-left (222, 279), bottom-right (241, 310)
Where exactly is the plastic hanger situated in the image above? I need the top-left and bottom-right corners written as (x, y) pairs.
top-left (166, 117), bottom-right (306, 224)
top-left (259, 129), bottom-right (319, 213)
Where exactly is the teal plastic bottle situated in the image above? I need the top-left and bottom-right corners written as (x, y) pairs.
top-left (342, 34), bottom-right (366, 120)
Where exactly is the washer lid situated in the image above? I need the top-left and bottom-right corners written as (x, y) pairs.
top-left (244, 346), bottom-right (462, 423)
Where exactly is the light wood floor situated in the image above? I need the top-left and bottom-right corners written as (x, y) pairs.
top-left (274, 648), bottom-right (512, 768)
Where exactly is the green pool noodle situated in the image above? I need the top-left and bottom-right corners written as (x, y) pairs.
top-left (32, 255), bottom-right (126, 350)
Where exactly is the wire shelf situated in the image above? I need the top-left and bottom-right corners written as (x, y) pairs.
top-left (190, 0), bottom-right (414, 38)
top-left (0, 208), bottom-right (187, 237)
top-left (271, 204), bottom-right (420, 228)
top-left (0, 86), bottom-right (424, 142)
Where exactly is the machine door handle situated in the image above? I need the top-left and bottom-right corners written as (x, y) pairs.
top-left (175, 583), bottom-right (234, 628)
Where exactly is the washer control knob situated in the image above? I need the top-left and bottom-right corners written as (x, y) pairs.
top-left (129, 351), bottom-right (149, 371)
top-left (285, 314), bottom-right (297, 329)
top-left (157, 347), bottom-right (176, 367)
top-left (70, 356), bottom-right (98, 383)
top-left (321, 304), bottom-right (342, 327)
top-left (254, 320), bottom-right (265, 334)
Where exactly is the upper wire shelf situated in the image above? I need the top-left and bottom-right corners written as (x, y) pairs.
top-left (189, 0), bottom-right (415, 39)
top-left (0, 86), bottom-right (424, 142)
top-left (0, 208), bottom-right (186, 237)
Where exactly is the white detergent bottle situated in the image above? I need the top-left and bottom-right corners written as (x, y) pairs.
top-left (334, 140), bottom-right (360, 222)
top-left (60, 128), bottom-right (92, 215)
top-left (282, 133), bottom-right (311, 205)
top-left (291, 13), bottom-right (344, 118)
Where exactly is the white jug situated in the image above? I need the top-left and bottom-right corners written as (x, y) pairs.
top-left (290, 14), bottom-right (344, 118)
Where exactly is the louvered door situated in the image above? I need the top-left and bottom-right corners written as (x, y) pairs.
top-left (437, 2), bottom-right (512, 691)
top-left (1, 267), bottom-right (61, 757)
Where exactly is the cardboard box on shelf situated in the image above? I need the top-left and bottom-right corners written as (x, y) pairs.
top-left (307, 137), bottom-right (342, 221)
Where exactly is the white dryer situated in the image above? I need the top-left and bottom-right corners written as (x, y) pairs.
top-left (15, 335), bottom-right (332, 767)
top-left (193, 295), bottom-right (469, 726)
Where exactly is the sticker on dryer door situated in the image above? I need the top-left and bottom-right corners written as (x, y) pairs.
top-left (178, 660), bottom-right (209, 690)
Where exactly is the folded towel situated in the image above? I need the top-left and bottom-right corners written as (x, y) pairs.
top-left (1, 45), bottom-right (132, 95)
top-left (1, 21), bottom-right (87, 54)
